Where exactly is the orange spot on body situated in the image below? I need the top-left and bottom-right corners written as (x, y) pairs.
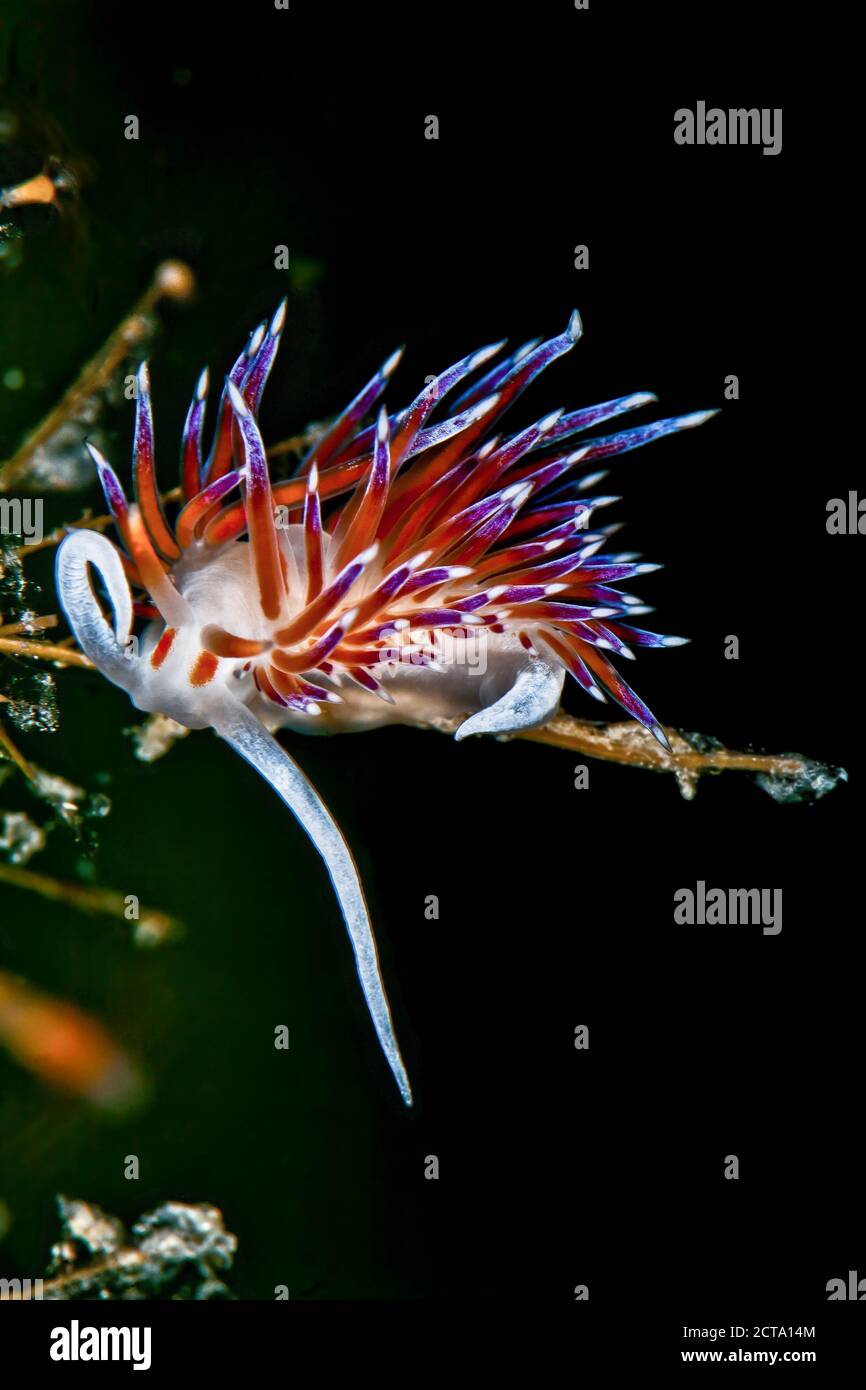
top-left (150, 627), bottom-right (176, 669)
top-left (190, 650), bottom-right (219, 686)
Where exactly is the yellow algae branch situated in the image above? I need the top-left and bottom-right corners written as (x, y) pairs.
top-left (0, 261), bottom-right (195, 493)
top-left (509, 712), bottom-right (847, 803)
top-left (0, 863), bottom-right (181, 947)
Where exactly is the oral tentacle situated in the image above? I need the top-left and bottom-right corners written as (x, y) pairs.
top-left (213, 700), bottom-right (413, 1106)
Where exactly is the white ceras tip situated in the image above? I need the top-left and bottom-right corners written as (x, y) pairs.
top-left (578, 540), bottom-right (605, 560)
top-left (470, 392), bottom-right (501, 422)
top-left (578, 470), bottom-right (609, 491)
top-left (270, 298), bottom-right (288, 336)
top-left (85, 439), bottom-right (110, 470)
top-left (470, 340), bottom-right (506, 370)
top-left (247, 322), bottom-right (266, 357)
top-left (539, 408), bottom-right (565, 432)
top-left (501, 480), bottom-right (532, 505)
top-left (226, 378), bottom-right (250, 418)
top-left (356, 542), bottom-right (380, 567)
top-left (333, 606), bottom-right (359, 636)
top-left (678, 408), bottom-right (719, 429)
top-left (406, 549), bottom-right (432, 572)
top-left (381, 346), bottom-right (404, 378)
top-left (513, 338), bottom-right (540, 362)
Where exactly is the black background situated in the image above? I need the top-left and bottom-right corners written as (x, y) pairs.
top-left (1, 0), bottom-right (861, 1351)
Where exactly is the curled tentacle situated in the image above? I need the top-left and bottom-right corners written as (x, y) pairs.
top-left (455, 655), bottom-right (564, 741)
top-left (55, 530), bottom-right (138, 692)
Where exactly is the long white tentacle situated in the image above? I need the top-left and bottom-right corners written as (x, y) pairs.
top-left (212, 699), bottom-right (413, 1106)
top-left (55, 530), bottom-right (137, 692)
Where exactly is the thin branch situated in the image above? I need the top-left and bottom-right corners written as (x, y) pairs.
top-left (509, 711), bottom-right (841, 801)
top-left (266, 420), bottom-right (331, 461)
top-left (0, 1252), bottom-right (146, 1300)
top-left (0, 716), bottom-right (38, 781)
top-left (0, 863), bottom-right (181, 946)
top-left (0, 615), bottom-right (58, 637)
top-left (0, 261), bottom-right (195, 493)
top-left (16, 489), bottom-right (182, 561)
top-left (0, 636), bottom-right (93, 667)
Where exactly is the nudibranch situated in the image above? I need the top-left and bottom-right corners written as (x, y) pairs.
top-left (56, 303), bottom-right (715, 1106)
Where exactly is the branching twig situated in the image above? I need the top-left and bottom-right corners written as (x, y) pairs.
top-left (0, 1252), bottom-right (146, 1300)
top-left (0, 614), bottom-right (57, 637)
top-left (0, 261), bottom-right (195, 493)
top-left (0, 716), bottom-right (38, 781)
top-left (510, 711), bottom-right (845, 801)
top-left (16, 491), bottom-right (182, 560)
top-left (0, 635), bottom-right (92, 667)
